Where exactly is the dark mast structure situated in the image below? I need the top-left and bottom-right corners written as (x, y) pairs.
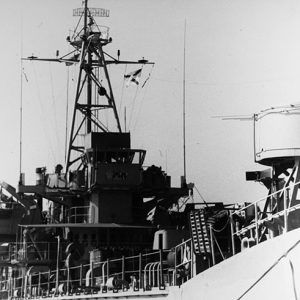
top-left (66, 1), bottom-right (149, 175)
top-left (19, 0), bottom-right (188, 231)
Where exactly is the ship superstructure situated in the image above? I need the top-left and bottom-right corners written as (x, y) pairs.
top-left (0, 1), bottom-right (191, 299)
top-left (1, 1), bottom-right (300, 300)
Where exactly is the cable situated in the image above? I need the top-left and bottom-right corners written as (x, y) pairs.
top-left (65, 66), bottom-right (70, 165)
top-left (212, 215), bottom-right (230, 233)
top-left (132, 82), bottom-right (148, 132)
top-left (132, 65), bottom-right (155, 132)
top-left (118, 64), bottom-right (127, 115)
top-left (212, 231), bottom-right (225, 260)
top-left (32, 63), bottom-right (56, 164)
top-left (141, 64), bottom-right (155, 88)
top-left (128, 83), bottom-right (140, 131)
top-left (71, 11), bottom-right (84, 41)
top-left (194, 185), bottom-right (209, 208)
top-left (49, 63), bottom-right (61, 152)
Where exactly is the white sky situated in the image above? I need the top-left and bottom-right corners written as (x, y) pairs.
top-left (1, 0), bottom-right (300, 204)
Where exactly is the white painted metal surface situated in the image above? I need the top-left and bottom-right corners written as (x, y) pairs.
top-left (255, 109), bottom-right (300, 164)
top-left (175, 227), bottom-right (300, 300)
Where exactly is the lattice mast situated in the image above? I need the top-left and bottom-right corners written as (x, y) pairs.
top-left (24, 0), bottom-right (153, 176)
top-left (66, 0), bottom-right (122, 174)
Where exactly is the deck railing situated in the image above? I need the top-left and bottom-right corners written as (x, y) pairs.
top-left (9, 241), bottom-right (62, 263)
top-left (7, 184), bottom-right (300, 297)
top-left (1, 238), bottom-right (195, 298)
top-left (66, 206), bottom-right (90, 223)
top-left (0, 201), bottom-right (18, 210)
top-left (230, 181), bottom-right (300, 255)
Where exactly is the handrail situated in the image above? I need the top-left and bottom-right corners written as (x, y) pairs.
top-left (233, 180), bottom-right (300, 215)
top-left (231, 181), bottom-right (300, 255)
top-left (66, 205), bottom-right (90, 223)
top-left (174, 238), bottom-right (193, 285)
top-left (9, 241), bottom-right (59, 262)
top-left (175, 238), bottom-right (192, 249)
top-left (4, 240), bottom-right (194, 297)
top-left (233, 203), bottom-right (300, 237)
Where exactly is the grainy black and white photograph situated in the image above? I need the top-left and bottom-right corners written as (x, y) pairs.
top-left (0, 0), bottom-right (299, 299)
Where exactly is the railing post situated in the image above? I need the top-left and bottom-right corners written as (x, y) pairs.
top-left (24, 240), bottom-right (27, 261)
top-left (230, 211), bottom-right (236, 255)
top-left (159, 249), bottom-right (164, 287)
top-left (38, 272), bottom-right (41, 297)
top-left (67, 265), bottom-right (70, 294)
top-left (29, 274), bottom-right (32, 298)
top-left (174, 247), bottom-right (177, 285)
top-left (22, 272), bottom-right (25, 299)
top-left (102, 262), bottom-right (107, 287)
top-left (150, 263), bottom-right (154, 286)
top-left (55, 236), bottom-right (60, 295)
top-left (91, 261), bottom-right (94, 288)
top-left (156, 263), bottom-right (160, 287)
top-left (284, 187), bottom-right (288, 233)
top-left (210, 225), bottom-right (215, 265)
top-left (191, 240), bottom-right (195, 278)
top-left (9, 277), bottom-right (12, 298)
top-left (254, 202), bottom-right (259, 244)
top-left (121, 256), bottom-right (125, 282)
top-left (79, 264), bottom-right (83, 287)
top-left (47, 270), bottom-right (50, 297)
top-left (13, 276), bottom-right (15, 298)
top-left (139, 253), bottom-right (142, 289)
top-left (106, 259), bottom-right (109, 281)
top-left (8, 244), bottom-right (11, 261)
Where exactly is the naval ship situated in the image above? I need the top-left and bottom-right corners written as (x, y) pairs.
top-left (1, 1), bottom-right (300, 299)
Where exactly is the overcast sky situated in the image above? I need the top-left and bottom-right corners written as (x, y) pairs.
top-left (1, 0), bottom-right (300, 204)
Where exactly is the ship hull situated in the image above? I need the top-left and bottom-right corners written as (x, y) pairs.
top-left (176, 227), bottom-right (300, 300)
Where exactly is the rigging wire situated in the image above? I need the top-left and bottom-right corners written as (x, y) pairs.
top-left (104, 66), bottom-right (109, 129)
top-left (71, 11), bottom-right (84, 41)
top-left (132, 64), bottom-right (155, 132)
top-left (141, 64), bottom-right (155, 88)
top-left (194, 185), bottom-right (209, 208)
top-left (128, 65), bottom-right (146, 130)
top-left (212, 232), bottom-right (225, 260)
top-left (118, 64), bottom-right (128, 114)
top-left (128, 86), bottom-right (140, 131)
top-left (32, 63), bottom-right (57, 164)
top-left (48, 63), bottom-right (61, 153)
top-left (132, 85), bottom-right (148, 132)
top-left (88, 9), bottom-right (107, 37)
top-left (65, 66), bottom-right (70, 164)
top-left (66, 47), bottom-right (81, 169)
